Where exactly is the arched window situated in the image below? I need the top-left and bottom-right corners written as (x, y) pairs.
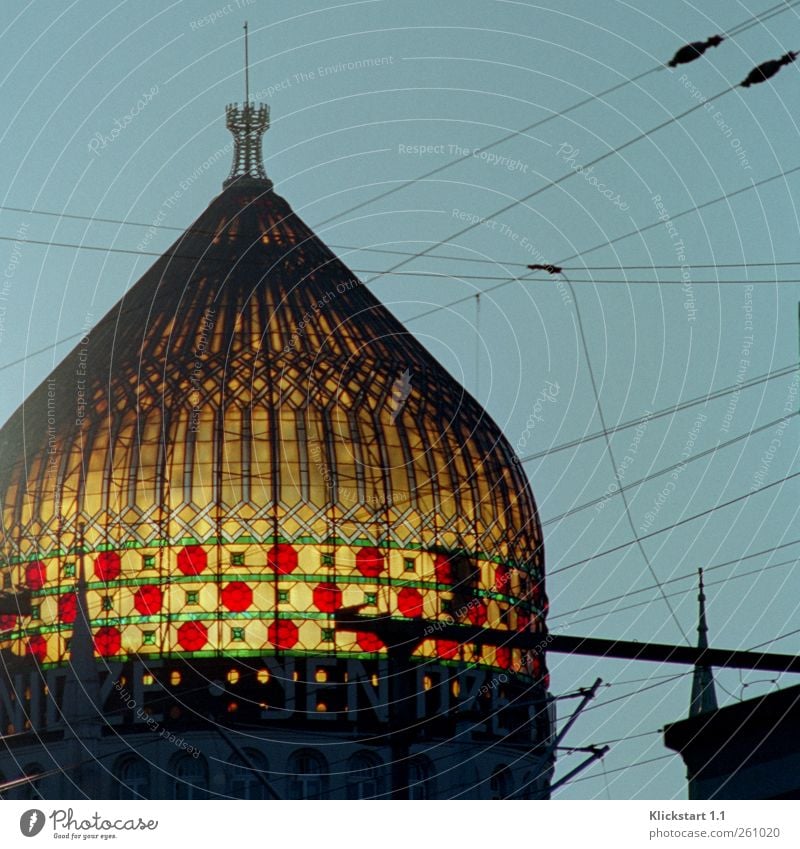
top-left (407, 756), bottom-right (435, 800)
top-left (287, 749), bottom-right (328, 800)
top-left (171, 754), bottom-right (210, 800)
top-left (229, 749), bottom-right (270, 799)
top-left (114, 756), bottom-right (150, 799)
top-left (346, 752), bottom-right (384, 800)
top-left (490, 765), bottom-right (512, 799)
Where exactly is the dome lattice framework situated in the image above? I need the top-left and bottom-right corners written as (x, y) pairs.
top-left (0, 115), bottom-right (546, 683)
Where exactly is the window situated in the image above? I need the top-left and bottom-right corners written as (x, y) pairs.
top-left (142, 555), bottom-right (156, 570)
top-left (321, 553), bottom-right (333, 567)
top-left (185, 590), bottom-right (199, 605)
top-left (287, 749), bottom-right (328, 799)
top-left (102, 596), bottom-right (113, 611)
top-left (142, 631), bottom-right (156, 646)
top-left (364, 592), bottom-right (377, 605)
top-left (171, 754), bottom-right (209, 800)
top-left (346, 752), bottom-right (384, 799)
top-left (231, 552), bottom-right (245, 566)
top-left (229, 750), bottom-right (269, 799)
top-left (29, 605), bottom-right (40, 620)
top-left (231, 627), bottom-right (245, 641)
top-left (277, 589), bottom-right (289, 602)
top-left (63, 563), bottom-right (76, 578)
top-left (115, 756), bottom-right (150, 799)
top-left (408, 757), bottom-right (435, 800)
top-left (490, 765), bottom-right (512, 799)
top-left (320, 628), bottom-right (335, 642)
top-left (404, 557), bottom-right (415, 572)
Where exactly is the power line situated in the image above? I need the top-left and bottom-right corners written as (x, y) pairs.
top-left (551, 538), bottom-right (800, 621)
top-left (557, 753), bottom-right (676, 789)
top-left (560, 273), bottom-right (689, 641)
top-left (520, 363), bottom-right (797, 465)
top-left (309, 0), bottom-right (800, 233)
top-left (563, 556), bottom-right (800, 628)
top-left (401, 161), bottom-right (800, 325)
top-left (542, 411), bottom-right (799, 526)
top-left (551, 471), bottom-right (800, 576)
top-left (360, 83), bottom-right (740, 294)
top-left (12, 200), bottom-right (800, 275)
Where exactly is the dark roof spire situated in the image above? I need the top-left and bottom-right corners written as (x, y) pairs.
top-left (224, 21), bottom-right (272, 188)
top-left (689, 568), bottom-right (718, 717)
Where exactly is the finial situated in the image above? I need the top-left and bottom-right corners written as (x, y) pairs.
top-left (224, 22), bottom-right (272, 188)
top-left (244, 21), bottom-right (250, 105)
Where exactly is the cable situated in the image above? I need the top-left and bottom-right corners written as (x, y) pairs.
top-left (552, 471), bottom-right (800, 575)
top-left (561, 272), bottom-right (689, 641)
top-left (747, 626), bottom-right (800, 651)
top-left (551, 538), bottom-right (800, 621)
top-left (520, 363), bottom-right (797, 464)
top-left (563, 556), bottom-right (800, 628)
top-left (542, 411), bottom-right (799, 526)
top-left (307, 0), bottom-right (800, 233)
top-left (401, 162), bottom-right (800, 326)
top-left (12, 200), bottom-right (800, 274)
top-left (360, 84), bottom-right (739, 293)
top-left (556, 753), bottom-right (675, 788)
top-left (725, 1), bottom-right (800, 36)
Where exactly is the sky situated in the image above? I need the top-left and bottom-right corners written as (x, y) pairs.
top-left (0, 0), bottom-right (799, 799)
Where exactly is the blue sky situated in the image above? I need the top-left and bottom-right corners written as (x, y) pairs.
top-left (1, 0), bottom-right (799, 799)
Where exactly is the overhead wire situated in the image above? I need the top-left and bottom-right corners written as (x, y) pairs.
top-left (558, 272), bottom-right (689, 640)
top-left (551, 472), bottom-right (800, 575)
top-left (542, 411), bottom-right (799, 526)
top-left (520, 362), bottom-right (798, 464)
top-left (550, 538), bottom-right (800, 621)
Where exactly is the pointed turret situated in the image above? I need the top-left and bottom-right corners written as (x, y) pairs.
top-left (689, 568), bottom-right (718, 717)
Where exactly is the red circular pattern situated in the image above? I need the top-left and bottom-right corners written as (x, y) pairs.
top-left (313, 582), bottom-right (342, 613)
top-left (356, 547), bottom-right (385, 578)
top-left (133, 585), bottom-right (163, 616)
top-left (177, 545), bottom-right (207, 576)
top-left (27, 634), bottom-right (47, 661)
top-left (58, 592), bottom-right (78, 624)
top-left (466, 601), bottom-right (488, 627)
top-left (397, 587), bottom-right (424, 618)
top-left (94, 626), bottom-right (121, 656)
top-left (95, 551), bottom-right (121, 582)
top-left (436, 639), bottom-right (459, 660)
top-left (221, 582), bottom-right (253, 612)
top-left (0, 613), bottom-right (17, 632)
top-left (433, 553), bottom-right (452, 584)
top-left (177, 621), bottom-right (207, 652)
top-left (267, 544), bottom-right (298, 575)
top-left (25, 560), bottom-right (47, 590)
top-left (268, 620), bottom-right (299, 649)
top-left (356, 631), bottom-right (383, 652)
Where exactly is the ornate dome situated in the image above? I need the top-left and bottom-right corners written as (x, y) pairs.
top-left (0, 107), bottom-right (546, 681)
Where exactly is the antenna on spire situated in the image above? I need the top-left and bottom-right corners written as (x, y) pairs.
top-left (243, 21), bottom-right (250, 105)
top-left (223, 22), bottom-right (271, 188)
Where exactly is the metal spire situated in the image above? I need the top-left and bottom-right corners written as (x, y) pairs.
top-left (689, 568), bottom-right (718, 717)
top-left (224, 21), bottom-right (271, 188)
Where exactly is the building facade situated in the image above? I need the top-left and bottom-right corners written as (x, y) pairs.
top-left (0, 95), bottom-right (552, 799)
